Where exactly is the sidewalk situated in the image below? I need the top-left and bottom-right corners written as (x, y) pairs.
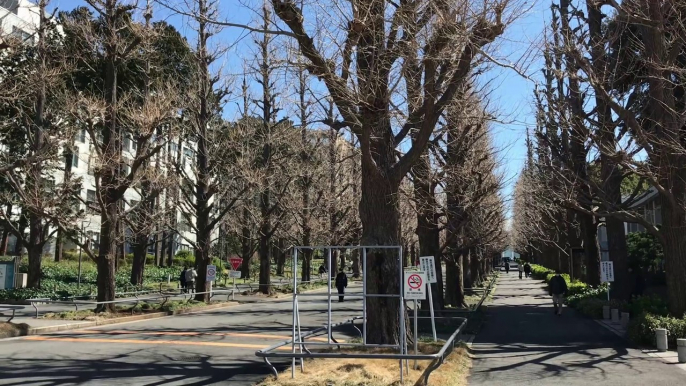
top-left (1, 282), bottom-right (341, 333)
top-left (468, 272), bottom-right (685, 385)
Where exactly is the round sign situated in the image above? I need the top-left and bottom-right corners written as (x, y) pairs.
top-left (408, 274), bottom-right (423, 289)
top-left (207, 267), bottom-right (216, 277)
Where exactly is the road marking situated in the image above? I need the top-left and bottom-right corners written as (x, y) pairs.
top-left (24, 336), bottom-right (292, 350)
top-left (68, 329), bottom-right (338, 342)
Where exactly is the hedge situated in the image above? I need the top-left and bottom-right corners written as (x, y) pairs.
top-left (628, 313), bottom-right (686, 349)
top-left (531, 263), bottom-right (681, 349)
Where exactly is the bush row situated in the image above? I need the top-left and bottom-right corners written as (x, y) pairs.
top-left (531, 263), bottom-right (682, 349)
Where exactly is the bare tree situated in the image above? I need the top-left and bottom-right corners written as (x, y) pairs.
top-left (268, 0), bottom-right (513, 344)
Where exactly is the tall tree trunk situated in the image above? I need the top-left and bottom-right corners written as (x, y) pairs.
top-left (360, 164), bottom-right (404, 344)
top-left (14, 212), bottom-right (27, 256)
top-left (463, 250), bottom-right (473, 289)
top-left (470, 248), bottom-right (481, 287)
top-left (444, 256), bottom-right (465, 308)
top-left (258, 220), bottom-right (271, 294)
top-left (130, 233), bottom-right (148, 286)
top-left (662, 203), bottom-right (686, 316)
top-left (351, 248), bottom-right (360, 278)
top-left (276, 238), bottom-right (286, 276)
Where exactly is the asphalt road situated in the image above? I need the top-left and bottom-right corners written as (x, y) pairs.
top-left (468, 273), bottom-right (686, 385)
top-left (0, 287), bottom-right (362, 386)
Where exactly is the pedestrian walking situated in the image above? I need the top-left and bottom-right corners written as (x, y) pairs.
top-left (548, 270), bottom-right (568, 315)
top-left (318, 264), bottom-right (327, 279)
top-left (518, 263), bottom-right (524, 279)
top-left (180, 266), bottom-right (188, 293)
top-left (335, 269), bottom-right (348, 302)
top-left (185, 266), bottom-right (198, 294)
top-left (524, 262), bottom-right (531, 278)
top-left (504, 261), bottom-right (510, 274)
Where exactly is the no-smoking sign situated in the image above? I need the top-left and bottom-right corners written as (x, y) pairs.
top-left (404, 271), bottom-right (426, 300)
top-left (206, 265), bottom-right (217, 281)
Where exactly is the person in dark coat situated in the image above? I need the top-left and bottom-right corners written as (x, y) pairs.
top-left (548, 271), bottom-right (568, 315)
top-left (335, 270), bottom-right (348, 302)
top-left (504, 261), bottom-right (510, 274)
top-left (318, 264), bottom-right (327, 278)
top-left (180, 266), bottom-right (188, 293)
top-left (524, 263), bottom-right (531, 278)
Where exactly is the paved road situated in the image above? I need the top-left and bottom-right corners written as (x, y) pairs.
top-left (468, 273), bottom-right (685, 385)
top-left (0, 287), bottom-right (362, 385)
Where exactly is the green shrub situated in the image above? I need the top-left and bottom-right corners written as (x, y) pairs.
top-left (566, 285), bottom-right (609, 308)
top-left (576, 298), bottom-right (607, 319)
top-left (173, 250), bottom-right (195, 267)
top-left (628, 294), bottom-right (669, 317)
top-left (628, 313), bottom-right (686, 348)
top-left (529, 264), bottom-right (552, 280)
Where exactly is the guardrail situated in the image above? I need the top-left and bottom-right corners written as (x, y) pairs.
top-left (255, 316), bottom-right (468, 384)
top-left (0, 305), bottom-right (22, 322)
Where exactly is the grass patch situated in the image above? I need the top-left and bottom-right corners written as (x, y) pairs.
top-left (258, 342), bottom-right (470, 386)
top-left (40, 299), bottom-right (231, 320)
top-left (0, 322), bottom-right (30, 338)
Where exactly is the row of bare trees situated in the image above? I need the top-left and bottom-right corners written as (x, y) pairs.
top-left (512, 0), bottom-right (686, 315)
top-left (2, 0), bottom-right (512, 344)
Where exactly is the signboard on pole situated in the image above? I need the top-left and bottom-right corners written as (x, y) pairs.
top-left (419, 256), bottom-right (437, 284)
top-left (229, 257), bottom-right (243, 271)
top-left (601, 261), bottom-right (614, 283)
top-left (206, 265), bottom-right (217, 281)
top-left (404, 271), bottom-right (426, 300)
top-left (229, 270), bottom-right (242, 279)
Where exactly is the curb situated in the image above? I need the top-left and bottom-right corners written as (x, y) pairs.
top-left (1, 301), bottom-right (240, 339)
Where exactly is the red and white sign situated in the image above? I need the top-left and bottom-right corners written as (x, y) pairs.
top-left (404, 271), bottom-right (427, 300)
top-left (229, 257), bottom-right (243, 271)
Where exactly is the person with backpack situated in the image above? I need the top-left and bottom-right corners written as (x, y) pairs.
top-left (185, 266), bottom-right (198, 293)
top-left (548, 270), bottom-right (568, 315)
top-left (524, 262), bottom-right (531, 278)
top-left (180, 266), bottom-right (188, 293)
top-left (518, 262), bottom-right (524, 279)
top-left (335, 269), bottom-right (348, 302)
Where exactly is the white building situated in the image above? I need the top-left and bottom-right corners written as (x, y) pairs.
top-left (1, 0), bottom-right (38, 43)
top-left (1, 0), bottom-right (199, 258)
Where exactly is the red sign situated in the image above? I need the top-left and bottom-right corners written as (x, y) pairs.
top-left (229, 257), bottom-right (243, 271)
top-left (408, 274), bottom-right (423, 289)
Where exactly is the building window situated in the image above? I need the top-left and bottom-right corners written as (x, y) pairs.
top-left (86, 189), bottom-right (96, 205)
top-left (11, 26), bottom-right (31, 42)
top-left (87, 153), bottom-right (95, 175)
top-left (76, 129), bottom-right (86, 143)
top-left (123, 135), bottom-right (131, 151)
top-left (72, 148), bottom-right (79, 168)
top-left (184, 147), bottom-right (194, 160)
top-left (1, 1), bottom-right (20, 15)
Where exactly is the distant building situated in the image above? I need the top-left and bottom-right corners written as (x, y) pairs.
top-left (597, 187), bottom-right (661, 260)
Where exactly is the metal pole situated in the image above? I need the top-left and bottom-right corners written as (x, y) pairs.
top-left (428, 284), bottom-right (437, 341)
top-left (327, 247), bottom-right (332, 344)
top-left (362, 247), bottom-right (367, 345)
top-left (414, 299), bottom-right (418, 369)
top-left (231, 277), bottom-right (235, 301)
top-left (292, 248), bottom-right (298, 378)
top-left (398, 247), bottom-right (407, 366)
top-left (78, 222), bottom-right (83, 288)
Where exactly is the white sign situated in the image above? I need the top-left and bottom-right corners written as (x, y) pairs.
top-left (229, 270), bottom-right (242, 279)
top-left (206, 265), bottom-right (217, 281)
top-left (0, 265), bottom-right (5, 290)
top-left (404, 271), bottom-right (426, 300)
top-left (601, 261), bottom-right (614, 283)
top-left (419, 256), bottom-right (437, 284)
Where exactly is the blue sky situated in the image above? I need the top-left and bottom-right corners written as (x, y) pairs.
top-left (49, 0), bottom-right (549, 217)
